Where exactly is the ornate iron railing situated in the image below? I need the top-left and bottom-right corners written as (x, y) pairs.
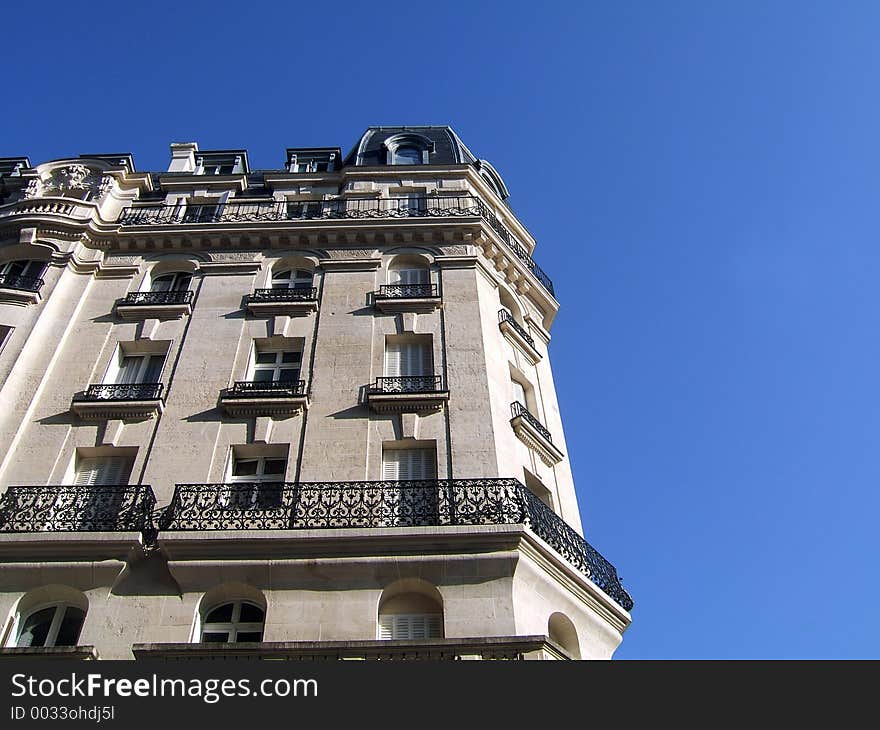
top-left (0, 484), bottom-right (156, 533)
top-left (247, 287), bottom-right (318, 303)
top-left (510, 401), bottom-right (553, 443)
top-left (498, 309), bottom-right (536, 349)
top-left (120, 291), bottom-right (193, 306)
top-left (0, 273), bottom-right (44, 292)
top-left (375, 284), bottom-right (439, 299)
top-left (225, 380), bottom-right (306, 397)
top-left (74, 383), bottom-right (164, 401)
top-left (117, 195), bottom-right (554, 296)
top-left (371, 376), bottom-right (444, 393)
top-left (157, 478), bottom-right (633, 611)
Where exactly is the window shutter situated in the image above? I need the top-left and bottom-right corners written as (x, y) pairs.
top-left (511, 379), bottom-right (527, 406)
top-left (75, 457), bottom-right (132, 486)
top-left (378, 614), bottom-right (442, 640)
top-left (382, 449), bottom-right (436, 481)
top-left (384, 343), bottom-right (402, 377)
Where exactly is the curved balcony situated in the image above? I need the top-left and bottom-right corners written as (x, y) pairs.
top-left (498, 309), bottom-right (541, 363)
top-left (219, 380), bottom-right (308, 417)
top-left (373, 284), bottom-right (441, 314)
top-left (117, 196), bottom-right (554, 297)
top-left (245, 287), bottom-right (318, 317)
top-left (366, 375), bottom-right (448, 413)
top-left (156, 478), bottom-right (633, 612)
top-left (71, 383), bottom-right (164, 421)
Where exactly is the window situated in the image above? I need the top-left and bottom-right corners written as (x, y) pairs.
top-left (0, 325), bottom-right (12, 354)
top-left (150, 272), bottom-right (192, 292)
top-left (393, 193), bottom-right (427, 214)
top-left (113, 354), bottom-right (165, 385)
top-left (0, 260), bottom-right (46, 290)
top-left (181, 202), bottom-right (220, 223)
top-left (286, 200), bottom-right (322, 218)
top-left (200, 601), bottom-right (264, 643)
top-left (384, 340), bottom-right (432, 378)
top-left (392, 146), bottom-right (423, 165)
top-left (271, 268), bottom-right (313, 290)
top-left (15, 604), bottom-right (85, 648)
top-left (389, 267), bottom-right (428, 285)
top-left (250, 347), bottom-right (302, 383)
top-left (511, 378), bottom-right (528, 408)
top-left (382, 447), bottom-right (436, 481)
top-left (74, 456), bottom-right (134, 486)
top-left (223, 454), bottom-right (287, 509)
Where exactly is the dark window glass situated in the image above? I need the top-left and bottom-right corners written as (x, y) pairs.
top-left (238, 603), bottom-right (265, 623)
top-left (54, 608), bottom-right (85, 647)
top-left (205, 604), bottom-right (234, 623)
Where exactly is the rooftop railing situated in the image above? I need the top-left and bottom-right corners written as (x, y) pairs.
top-left (118, 196), bottom-right (554, 296)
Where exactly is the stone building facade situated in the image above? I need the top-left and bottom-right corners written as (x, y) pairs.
top-left (0, 126), bottom-right (632, 660)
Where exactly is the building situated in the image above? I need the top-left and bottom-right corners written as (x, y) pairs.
top-left (0, 126), bottom-right (632, 660)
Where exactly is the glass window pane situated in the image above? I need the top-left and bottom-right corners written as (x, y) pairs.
top-left (238, 603), bottom-right (265, 623)
top-left (232, 460), bottom-right (259, 477)
top-left (16, 607), bottom-right (56, 648)
top-left (281, 351), bottom-right (301, 364)
top-left (205, 603), bottom-right (234, 623)
top-left (54, 607), bottom-right (85, 647)
top-left (278, 368), bottom-right (300, 381)
top-left (236, 631), bottom-right (263, 643)
top-left (262, 459), bottom-right (286, 475)
top-left (255, 352), bottom-right (276, 364)
top-left (253, 370), bottom-right (274, 382)
top-left (201, 632), bottom-right (230, 643)
top-left (273, 270), bottom-right (292, 280)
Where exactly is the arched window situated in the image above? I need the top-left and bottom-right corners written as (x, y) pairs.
top-left (393, 145), bottom-right (423, 165)
top-left (388, 257), bottom-right (429, 286)
top-left (378, 583), bottom-right (444, 640)
top-left (200, 601), bottom-right (265, 643)
top-left (15, 604), bottom-right (85, 648)
top-left (150, 271), bottom-right (192, 293)
top-left (271, 268), bottom-right (314, 290)
top-left (0, 260), bottom-right (46, 291)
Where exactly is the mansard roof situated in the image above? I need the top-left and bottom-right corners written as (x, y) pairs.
top-left (343, 126), bottom-right (478, 167)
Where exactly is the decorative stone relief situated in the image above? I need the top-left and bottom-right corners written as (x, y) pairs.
top-left (203, 251), bottom-right (259, 262)
top-left (437, 245), bottom-right (472, 256)
top-left (324, 249), bottom-right (377, 259)
top-left (26, 165), bottom-right (108, 199)
top-left (93, 175), bottom-right (117, 201)
top-left (23, 179), bottom-right (45, 199)
top-left (104, 254), bottom-right (140, 266)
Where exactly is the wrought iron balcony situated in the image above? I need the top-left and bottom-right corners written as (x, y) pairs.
top-left (509, 401), bottom-right (563, 467)
top-left (117, 195), bottom-right (555, 296)
top-left (225, 380), bottom-right (306, 397)
top-left (371, 376), bottom-right (444, 393)
top-left (219, 380), bottom-right (308, 417)
top-left (374, 284), bottom-right (438, 300)
top-left (498, 309), bottom-right (536, 349)
top-left (74, 383), bottom-right (164, 401)
top-left (510, 401), bottom-right (552, 442)
top-left (247, 287), bottom-right (318, 303)
top-left (120, 290), bottom-right (193, 306)
top-left (0, 272), bottom-right (44, 292)
top-left (157, 478), bottom-right (633, 612)
top-left (0, 484), bottom-right (156, 533)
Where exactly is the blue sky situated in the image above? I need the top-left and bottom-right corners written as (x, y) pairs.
top-left (5, 1), bottom-right (879, 658)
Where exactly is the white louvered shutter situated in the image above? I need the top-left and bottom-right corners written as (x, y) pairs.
top-left (384, 342), bottom-right (431, 377)
top-left (74, 457), bottom-right (133, 486)
top-left (378, 614), bottom-right (442, 640)
top-left (391, 268), bottom-right (428, 285)
top-left (511, 379), bottom-right (527, 407)
top-left (384, 343), bottom-right (402, 377)
top-left (382, 449), bottom-right (436, 481)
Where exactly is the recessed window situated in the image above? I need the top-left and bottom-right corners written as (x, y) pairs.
top-left (0, 325), bottom-right (12, 354)
top-left (150, 272), bottom-right (192, 292)
top-left (378, 613), bottom-right (442, 640)
top-left (250, 346), bottom-right (302, 383)
top-left (182, 202), bottom-right (220, 223)
top-left (0, 260), bottom-right (46, 291)
top-left (382, 447), bottom-right (437, 481)
top-left (392, 146), bottom-right (423, 165)
top-left (384, 338), bottom-right (432, 379)
top-left (271, 268), bottom-right (313, 290)
top-left (15, 604), bottom-right (86, 648)
top-left (74, 456), bottom-right (134, 486)
top-left (223, 453), bottom-right (287, 509)
top-left (113, 353), bottom-right (165, 385)
top-left (200, 601), bottom-right (265, 643)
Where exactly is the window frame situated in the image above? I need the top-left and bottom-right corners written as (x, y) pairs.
top-left (14, 603), bottom-right (86, 649)
top-left (248, 345), bottom-right (303, 384)
top-left (199, 600), bottom-right (265, 644)
top-left (270, 268), bottom-right (314, 290)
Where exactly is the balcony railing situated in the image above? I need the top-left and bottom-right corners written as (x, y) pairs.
top-left (117, 196), bottom-right (554, 296)
top-left (225, 380), bottom-right (306, 397)
top-left (498, 309), bottom-right (536, 349)
top-left (510, 401), bottom-right (553, 443)
top-left (0, 484), bottom-right (156, 533)
top-left (157, 478), bottom-right (633, 611)
top-left (375, 284), bottom-right (438, 299)
top-left (120, 290), bottom-right (193, 306)
top-left (0, 273), bottom-right (44, 292)
top-left (247, 287), bottom-right (318, 303)
top-left (73, 383), bottom-right (164, 401)
top-left (371, 376), bottom-right (444, 393)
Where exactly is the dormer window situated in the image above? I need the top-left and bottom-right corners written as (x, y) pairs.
top-left (393, 146), bottom-right (423, 165)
